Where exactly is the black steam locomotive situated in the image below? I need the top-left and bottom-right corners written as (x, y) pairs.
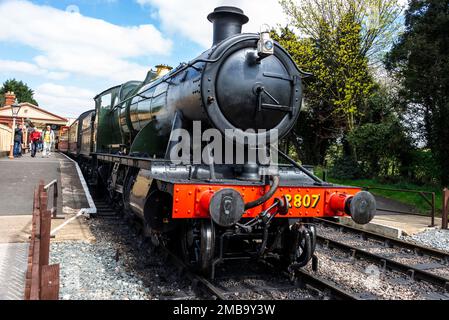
top-left (66, 6), bottom-right (376, 277)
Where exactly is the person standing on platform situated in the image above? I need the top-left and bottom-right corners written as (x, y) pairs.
top-left (42, 125), bottom-right (55, 158)
top-left (30, 128), bottom-right (41, 158)
top-left (37, 129), bottom-right (43, 152)
top-left (13, 124), bottom-right (23, 158)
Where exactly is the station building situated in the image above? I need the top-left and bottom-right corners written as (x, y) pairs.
top-left (0, 91), bottom-right (69, 156)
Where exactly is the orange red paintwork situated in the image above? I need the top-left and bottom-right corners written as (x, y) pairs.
top-left (172, 184), bottom-right (361, 219)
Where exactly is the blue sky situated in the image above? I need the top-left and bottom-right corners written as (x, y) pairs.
top-left (0, 0), bottom-right (288, 118)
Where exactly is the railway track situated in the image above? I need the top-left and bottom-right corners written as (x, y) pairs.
top-left (90, 196), bottom-right (364, 300)
top-left (314, 218), bottom-right (449, 299)
top-left (177, 258), bottom-right (362, 300)
top-left (87, 196), bottom-right (449, 300)
top-left (315, 218), bottom-right (449, 262)
top-left (152, 231), bottom-right (362, 300)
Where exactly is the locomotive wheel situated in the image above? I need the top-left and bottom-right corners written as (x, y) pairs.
top-left (181, 220), bottom-right (215, 274)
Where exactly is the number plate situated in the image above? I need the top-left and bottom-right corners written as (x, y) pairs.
top-left (284, 193), bottom-right (321, 209)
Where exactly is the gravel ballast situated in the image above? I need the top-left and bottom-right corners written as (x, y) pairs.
top-left (402, 229), bottom-right (449, 253)
top-left (50, 217), bottom-right (195, 300)
top-left (50, 214), bottom-right (449, 300)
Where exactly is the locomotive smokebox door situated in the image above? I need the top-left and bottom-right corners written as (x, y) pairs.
top-left (209, 188), bottom-right (245, 227)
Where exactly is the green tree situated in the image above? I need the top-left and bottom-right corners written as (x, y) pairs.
top-left (0, 79), bottom-right (38, 106)
top-left (271, 27), bottom-right (334, 164)
top-left (279, 0), bottom-right (403, 62)
top-left (385, 0), bottom-right (449, 185)
top-left (272, 12), bottom-right (373, 164)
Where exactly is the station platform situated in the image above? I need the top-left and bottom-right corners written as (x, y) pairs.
top-left (0, 152), bottom-right (94, 300)
top-left (338, 195), bottom-right (441, 238)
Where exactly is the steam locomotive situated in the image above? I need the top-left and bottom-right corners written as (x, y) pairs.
top-left (65, 6), bottom-right (376, 277)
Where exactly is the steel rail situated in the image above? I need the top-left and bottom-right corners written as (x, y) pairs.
top-left (88, 194), bottom-right (365, 300)
top-left (315, 218), bottom-right (449, 263)
top-left (316, 234), bottom-right (449, 292)
top-left (259, 260), bottom-right (361, 300)
top-left (159, 246), bottom-right (227, 300)
top-left (162, 241), bottom-right (363, 300)
top-left (294, 269), bottom-right (361, 300)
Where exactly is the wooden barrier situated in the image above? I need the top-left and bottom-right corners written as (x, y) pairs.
top-left (24, 181), bottom-right (60, 300)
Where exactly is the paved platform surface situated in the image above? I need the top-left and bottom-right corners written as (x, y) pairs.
top-left (0, 155), bottom-right (62, 216)
top-left (0, 243), bottom-right (28, 299)
top-left (0, 152), bottom-right (95, 300)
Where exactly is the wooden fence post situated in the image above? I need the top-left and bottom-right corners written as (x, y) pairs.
top-left (39, 190), bottom-right (50, 267)
top-left (442, 188), bottom-right (449, 230)
top-left (25, 181), bottom-right (60, 300)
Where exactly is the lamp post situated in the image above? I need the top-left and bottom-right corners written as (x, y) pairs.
top-left (8, 99), bottom-right (22, 159)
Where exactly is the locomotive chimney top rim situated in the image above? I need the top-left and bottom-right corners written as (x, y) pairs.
top-left (207, 6), bottom-right (249, 24)
top-left (207, 6), bottom-right (249, 46)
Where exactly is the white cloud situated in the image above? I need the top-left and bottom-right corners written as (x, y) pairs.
top-left (0, 59), bottom-right (69, 80)
top-left (137, 0), bottom-right (288, 48)
top-left (34, 83), bottom-right (96, 118)
top-left (0, 0), bottom-right (172, 82)
top-left (0, 59), bottom-right (42, 75)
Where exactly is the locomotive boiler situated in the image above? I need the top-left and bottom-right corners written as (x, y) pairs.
top-left (66, 6), bottom-right (376, 277)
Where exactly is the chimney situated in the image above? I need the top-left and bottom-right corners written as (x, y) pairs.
top-left (207, 6), bottom-right (249, 46)
top-left (4, 91), bottom-right (16, 106)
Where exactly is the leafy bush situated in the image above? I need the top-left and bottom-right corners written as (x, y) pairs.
top-left (328, 154), bottom-right (364, 180)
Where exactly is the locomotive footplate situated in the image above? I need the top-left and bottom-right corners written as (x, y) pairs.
top-left (171, 183), bottom-right (364, 219)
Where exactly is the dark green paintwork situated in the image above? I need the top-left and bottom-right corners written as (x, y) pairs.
top-left (129, 120), bottom-right (170, 158)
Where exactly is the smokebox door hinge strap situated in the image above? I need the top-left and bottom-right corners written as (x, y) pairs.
top-left (256, 86), bottom-right (292, 113)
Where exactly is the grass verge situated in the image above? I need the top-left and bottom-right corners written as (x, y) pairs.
top-left (313, 168), bottom-right (443, 216)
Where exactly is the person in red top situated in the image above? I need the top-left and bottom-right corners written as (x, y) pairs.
top-left (29, 128), bottom-right (41, 158)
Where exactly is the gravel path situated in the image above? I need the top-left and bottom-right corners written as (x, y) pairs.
top-left (50, 217), bottom-right (195, 300)
top-left (402, 229), bottom-right (449, 253)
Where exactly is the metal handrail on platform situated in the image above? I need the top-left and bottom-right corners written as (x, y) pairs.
top-left (43, 179), bottom-right (62, 219)
top-left (362, 186), bottom-right (436, 227)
